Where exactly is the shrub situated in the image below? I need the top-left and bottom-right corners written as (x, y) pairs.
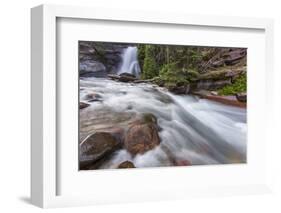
top-left (159, 63), bottom-right (189, 86)
top-left (218, 73), bottom-right (247, 95)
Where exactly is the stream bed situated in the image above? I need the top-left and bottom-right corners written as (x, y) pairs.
top-left (79, 77), bottom-right (247, 169)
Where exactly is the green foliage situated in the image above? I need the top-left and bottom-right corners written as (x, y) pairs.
top-left (137, 44), bottom-right (245, 93)
top-left (188, 49), bottom-right (203, 68)
top-left (137, 44), bottom-right (146, 69)
top-left (187, 69), bottom-right (199, 81)
top-left (159, 63), bottom-right (189, 87)
top-left (218, 73), bottom-right (247, 95)
top-left (142, 45), bottom-right (159, 79)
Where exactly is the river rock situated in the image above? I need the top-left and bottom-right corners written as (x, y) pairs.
top-left (118, 161), bottom-right (135, 169)
top-left (124, 113), bottom-right (160, 155)
top-left (79, 132), bottom-right (121, 169)
top-left (119, 72), bottom-right (136, 78)
top-left (175, 159), bottom-right (192, 166)
top-left (107, 74), bottom-right (120, 81)
top-left (80, 102), bottom-right (90, 109)
top-left (141, 113), bottom-right (157, 124)
top-left (235, 92), bottom-right (247, 102)
top-left (118, 72), bottom-right (137, 82)
top-left (85, 92), bottom-right (102, 102)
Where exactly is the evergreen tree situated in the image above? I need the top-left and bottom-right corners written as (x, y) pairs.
top-left (142, 45), bottom-right (159, 79)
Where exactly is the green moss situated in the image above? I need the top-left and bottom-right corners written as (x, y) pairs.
top-left (218, 73), bottom-right (247, 95)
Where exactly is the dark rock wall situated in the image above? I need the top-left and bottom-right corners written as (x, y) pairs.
top-left (79, 41), bottom-right (131, 77)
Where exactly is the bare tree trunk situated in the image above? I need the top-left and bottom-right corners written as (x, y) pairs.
top-left (166, 46), bottom-right (169, 64)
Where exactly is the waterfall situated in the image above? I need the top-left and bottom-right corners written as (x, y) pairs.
top-left (118, 46), bottom-right (141, 78)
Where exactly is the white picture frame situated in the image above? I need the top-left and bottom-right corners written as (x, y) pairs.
top-left (31, 4), bottom-right (274, 208)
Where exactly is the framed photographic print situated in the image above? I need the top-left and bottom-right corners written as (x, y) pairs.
top-left (31, 4), bottom-right (274, 208)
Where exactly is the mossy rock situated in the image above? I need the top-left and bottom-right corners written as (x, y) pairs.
top-left (198, 69), bottom-right (231, 80)
top-left (141, 113), bottom-right (157, 124)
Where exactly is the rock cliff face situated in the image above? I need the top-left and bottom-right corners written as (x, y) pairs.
top-left (200, 48), bottom-right (246, 72)
top-left (79, 41), bottom-right (130, 77)
top-left (193, 48), bottom-right (247, 90)
top-left (193, 66), bottom-right (246, 91)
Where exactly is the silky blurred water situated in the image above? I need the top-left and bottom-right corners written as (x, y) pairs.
top-left (80, 78), bottom-right (247, 169)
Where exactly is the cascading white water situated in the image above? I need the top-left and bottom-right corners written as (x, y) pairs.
top-left (80, 78), bottom-right (247, 169)
top-left (118, 46), bottom-right (141, 78)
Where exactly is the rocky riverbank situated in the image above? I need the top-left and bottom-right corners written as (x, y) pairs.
top-left (105, 71), bottom-right (247, 107)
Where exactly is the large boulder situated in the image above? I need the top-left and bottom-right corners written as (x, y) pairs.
top-left (79, 132), bottom-right (121, 169)
top-left (79, 60), bottom-right (107, 77)
top-left (124, 113), bottom-right (160, 155)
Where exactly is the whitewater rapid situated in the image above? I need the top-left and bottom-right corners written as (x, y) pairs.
top-left (80, 78), bottom-right (247, 169)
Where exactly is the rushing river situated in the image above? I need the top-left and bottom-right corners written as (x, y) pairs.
top-left (80, 77), bottom-right (247, 169)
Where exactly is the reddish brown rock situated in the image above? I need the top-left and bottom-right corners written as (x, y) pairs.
top-left (175, 159), bottom-right (192, 166)
top-left (192, 91), bottom-right (246, 108)
top-left (124, 114), bottom-right (160, 155)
